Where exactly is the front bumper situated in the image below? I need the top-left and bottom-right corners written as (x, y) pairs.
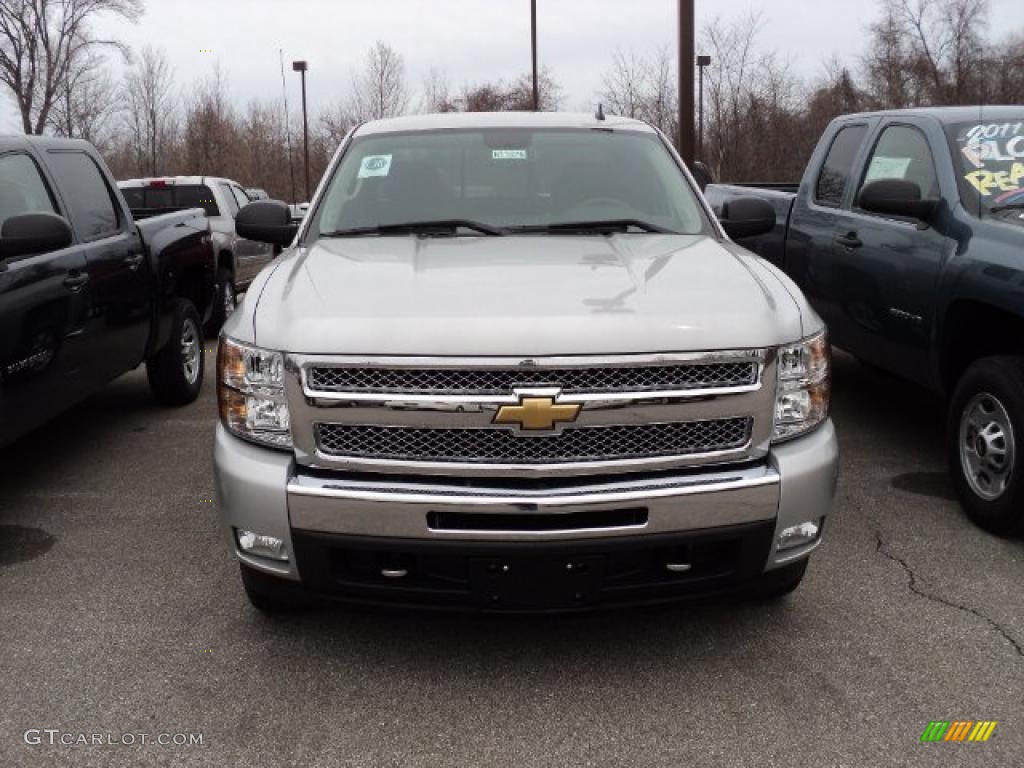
top-left (214, 420), bottom-right (838, 607)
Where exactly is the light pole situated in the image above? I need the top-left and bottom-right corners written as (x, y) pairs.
top-left (292, 60), bottom-right (311, 202)
top-left (697, 55), bottom-right (711, 161)
top-left (677, 0), bottom-right (695, 165)
top-left (531, 0), bottom-right (539, 110)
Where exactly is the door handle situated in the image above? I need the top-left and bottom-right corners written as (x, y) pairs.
top-left (63, 272), bottom-right (90, 291)
top-left (835, 232), bottom-right (863, 249)
top-left (124, 253), bottom-right (145, 271)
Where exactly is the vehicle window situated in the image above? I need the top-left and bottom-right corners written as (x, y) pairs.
top-left (946, 118), bottom-right (1024, 215)
top-left (815, 124), bottom-right (869, 207)
top-left (230, 185), bottom-right (251, 211)
top-left (219, 183), bottom-right (240, 217)
top-left (311, 128), bottom-right (709, 237)
top-left (860, 124), bottom-right (939, 201)
top-left (119, 187), bottom-right (146, 211)
top-left (45, 151), bottom-right (119, 239)
top-left (173, 185), bottom-right (220, 217)
top-left (0, 153), bottom-right (58, 229)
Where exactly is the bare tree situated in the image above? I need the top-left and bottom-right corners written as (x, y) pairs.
top-left (0, 0), bottom-right (142, 134)
top-left (349, 41), bottom-right (409, 121)
top-left (122, 46), bottom-right (176, 176)
top-left (459, 69), bottom-right (562, 112)
top-left (600, 48), bottom-right (677, 138)
top-left (47, 49), bottom-right (118, 147)
top-left (865, 0), bottom-right (989, 105)
top-left (182, 66), bottom-right (237, 177)
top-left (420, 67), bottom-right (457, 113)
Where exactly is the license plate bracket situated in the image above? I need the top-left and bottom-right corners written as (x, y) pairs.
top-left (470, 555), bottom-right (606, 609)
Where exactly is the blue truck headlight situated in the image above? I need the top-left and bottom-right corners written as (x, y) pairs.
top-left (218, 337), bottom-right (293, 449)
top-left (773, 330), bottom-right (830, 442)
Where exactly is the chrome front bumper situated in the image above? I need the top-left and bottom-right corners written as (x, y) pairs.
top-left (214, 421), bottom-right (838, 583)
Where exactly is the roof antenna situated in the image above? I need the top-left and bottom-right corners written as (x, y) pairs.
top-left (595, 103), bottom-right (605, 121)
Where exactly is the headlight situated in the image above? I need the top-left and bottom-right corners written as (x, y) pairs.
top-left (217, 337), bottom-right (292, 449)
top-left (773, 330), bottom-right (830, 442)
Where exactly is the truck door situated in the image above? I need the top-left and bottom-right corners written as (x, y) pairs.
top-left (0, 150), bottom-right (90, 444)
top-left (829, 122), bottom-right (947, 385)
top-left (787, 123), bottom-right (871, 332)
top-left (43, 150), bottom-right (150, 388)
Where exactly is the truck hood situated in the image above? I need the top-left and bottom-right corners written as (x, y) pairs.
top-left (249, 234), bottom-right (807, 355)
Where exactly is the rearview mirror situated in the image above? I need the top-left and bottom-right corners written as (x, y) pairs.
top-left (718, 196), bottom-right (776, 239)
top-left (0, 212), bottom-right (74, 261)
top-left (859, 179), bottom-right (938, 221)
top-left (236, 200), bottom-right (298, 247)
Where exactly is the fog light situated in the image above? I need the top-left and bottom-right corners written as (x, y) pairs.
top-left (236, 529), bottom-right (289, 561)
top-left (777, 521), bottom-right (820, 551)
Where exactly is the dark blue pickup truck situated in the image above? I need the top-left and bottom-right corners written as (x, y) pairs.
top-left (707, 106), bottom-right (1024, 535)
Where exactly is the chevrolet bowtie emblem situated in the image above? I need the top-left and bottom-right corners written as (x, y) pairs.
top-left (494, 396), bottom-right (581, 431)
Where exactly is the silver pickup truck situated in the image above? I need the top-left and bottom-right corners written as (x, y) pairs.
top-left (214, 112), bottom-right (838, 612)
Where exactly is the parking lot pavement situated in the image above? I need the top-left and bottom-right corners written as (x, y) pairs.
top-left (1, 349), bottom-right (1022, 767)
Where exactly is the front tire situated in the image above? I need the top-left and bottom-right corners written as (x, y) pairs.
top-left (749, 559), bottom-right (808, 600)
top-left (947, 356), bottom-right (1024, 536)
top-left (146, 300), bottom-right (204, 406)
top-left (240, 564), bottom-right (303, 613)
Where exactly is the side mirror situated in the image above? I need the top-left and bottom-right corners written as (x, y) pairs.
top-left (236, 200), bottom-right (298, 247)
top-left (0, 212), bottom-right (74, 261)
top-left (859, 179), bottom-right (938, 221)
top-left (718, 196), bottom-right (776, 239)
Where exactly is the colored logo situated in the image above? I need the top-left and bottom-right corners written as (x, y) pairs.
top-left (494, 394), bottom-right (581, 432)
top-left (921, 721), bottom-right (997, 743)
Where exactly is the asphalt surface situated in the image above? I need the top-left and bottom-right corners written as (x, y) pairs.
top-left (1, 349), bottom-right (1022, 768)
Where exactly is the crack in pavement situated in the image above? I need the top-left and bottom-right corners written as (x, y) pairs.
top-left (857, 499), bottom-right (1024, 659)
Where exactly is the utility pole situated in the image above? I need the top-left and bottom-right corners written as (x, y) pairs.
top-left (292, 60), bottom-right (311, 201)
top-left (677, 0), bottom-right (696, 165)
top-left (697, 55), bottom-right (711, 162)
top-left (531, 0), bottom-right (539, 111)
top-left (280, 50), bottom-right (297, 204)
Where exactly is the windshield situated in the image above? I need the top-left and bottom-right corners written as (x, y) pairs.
top-left (308, 128), bottom-right (709, 237)
top-left (947, 119), bottom-right (1024, 213)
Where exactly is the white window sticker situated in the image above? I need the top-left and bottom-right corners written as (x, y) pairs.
top-left (358, 155), bottom-right (393, 178)
top-left (865, 155), bottom-right (912, 182)
top-left (492, 149), bottom-right (528, 160)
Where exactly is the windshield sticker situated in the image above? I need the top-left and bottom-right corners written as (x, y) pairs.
top-left (956, 122), bottom-right (1024, 204)
top-left (358, 155), bottom-right (393, 178)
top-left (865, 155), bottom-right (912, 182)
top-left (491, 149), bottom-right (528, 160)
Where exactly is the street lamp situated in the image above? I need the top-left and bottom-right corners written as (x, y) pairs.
top-left (292, 60), bottom-right (311, 202)
top-left (697, 55), bottom-right (711, 161)
top-left (531, 0), bottom-right (539, 111)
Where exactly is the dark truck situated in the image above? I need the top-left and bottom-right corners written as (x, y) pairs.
top-left (706, 106), bottom-right (1024, 535)
top-left (0, 136), bottom-right (215, 447)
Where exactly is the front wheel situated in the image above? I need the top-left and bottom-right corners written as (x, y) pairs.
top-left (947, 355), bottom-right (1024, 536)
top-left (749, 559), bottom-right (808, 600)
top-left (146, 300), bottom-right (204, 406)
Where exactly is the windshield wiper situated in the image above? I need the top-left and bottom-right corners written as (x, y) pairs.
top-left (989, 202), bottom-right (1024, 214)
top-left (321, 219), bottom-right (506, 237)
top-left (509, 219), bottom-right (679, 235)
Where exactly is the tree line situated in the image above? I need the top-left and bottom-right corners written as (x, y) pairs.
top-left (3, 0), bottom-right (1023, 201)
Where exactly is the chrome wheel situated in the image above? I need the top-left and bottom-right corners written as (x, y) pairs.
top-left (959, 392), bottom-right (1016, 501)
top-left (181, 318), bottom-right (201, 385)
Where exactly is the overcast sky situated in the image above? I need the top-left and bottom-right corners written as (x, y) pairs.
top-left (1, 0), bottom-right (1020, 133)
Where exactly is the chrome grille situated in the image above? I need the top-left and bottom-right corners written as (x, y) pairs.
top-left (307, 362), bottom-right (758, 395)
top-left (315, 418), bottom-right (752, 464)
